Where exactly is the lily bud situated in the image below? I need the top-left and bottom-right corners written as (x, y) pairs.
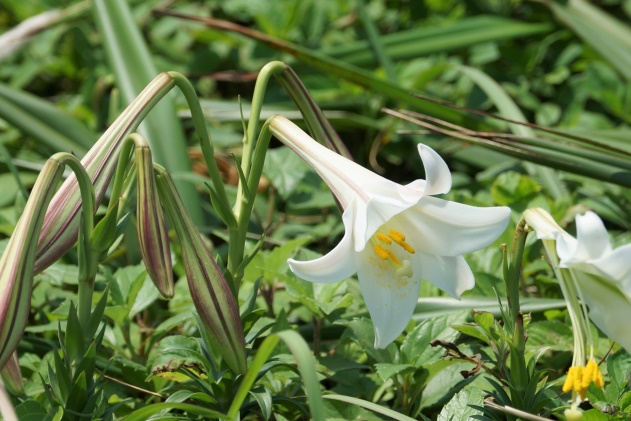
top-left (155, 166), bottom-right (247, 374)
top-left (0, 158), bottom-right (65, 369)
top-left (136, 144), bottom-right (174, 298)
top-left (0, 353), bottom-right (23, 396)
top-left (34, 73), bottom-right (175, 273)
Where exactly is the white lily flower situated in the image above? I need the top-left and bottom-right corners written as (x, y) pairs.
top-left (269, 115), bottom-right (511, 348)
top-left (557, 211), bottom-right (631, 354)
top-left (525, 208), bottom-right (631, 354)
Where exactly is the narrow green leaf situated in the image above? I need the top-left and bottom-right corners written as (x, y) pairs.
top-left (323, 394), bottom-right (417, 421)
top-left (121, 402), bottom-right (226, 421)
top-left (227, 330), bottom-right (326, 421)
top-left (0, 83), bottom-right (94, 153)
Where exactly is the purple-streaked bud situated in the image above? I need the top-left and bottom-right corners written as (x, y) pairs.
top-left (0, 158), bottom-right (65, 369)
top-left (34, 73), bottom-right (175, 274)
top-left (155, 166), bottom-right (247, 374)
top-left (136, 144), bottom-right (174, 298)
top-left (0, 353), bottom-right (23, 396)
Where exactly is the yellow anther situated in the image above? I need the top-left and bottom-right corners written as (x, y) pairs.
top-left (562, 366), bottom-right (583, 395)
top-left (373, 244), bottom-right (389, 260)
top-left (376, 232), bottom-right (392, 245)
top-left (389, 229), bottom-right (405, 242)
top-left (388, 229), bottom-right (416, 254)
top-left (386, 249), bottom-right (401, 265)
top-left (584, 359), bottom-right (604, 389)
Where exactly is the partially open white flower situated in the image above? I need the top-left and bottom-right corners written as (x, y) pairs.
top-left (525, 208), bottom-right (631, 354)
top-left (269, 115), bottom-right (511, 348)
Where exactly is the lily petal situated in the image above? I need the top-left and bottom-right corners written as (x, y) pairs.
top-left (573, 211), bottom-right (612, 260)
top-left (417, 253), bottom-right (475, 299)
top-left (288, 205), bottom-right (357, 283)
top-left (417, 144), bottom-right (451, 196)
top-left (270, 115), bottom-right (381, 207)
top-left (584, 243), bottom-right (631, 293)
top-left (355, 247), bottom-right (420, 349)
top-left (401, 196), bottom-right (511, 256)
top-left (573, 270), bottom-right (631, 353)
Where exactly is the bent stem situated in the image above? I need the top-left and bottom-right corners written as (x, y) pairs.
top-left (53, 153), bottom-right (96, 329)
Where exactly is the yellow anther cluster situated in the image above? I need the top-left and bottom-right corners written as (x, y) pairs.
top-left (562, 360), bottom-right (604, 400)
top-left (388, 229), bottom-right (416, 254)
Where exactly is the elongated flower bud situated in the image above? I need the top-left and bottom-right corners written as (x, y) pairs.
top-left (0, 353), bottom-right (23, 396)
top-left (136, 144), bottom-right (174, 298)
top-left (34, 73), bottom-right (175, 273)
top-left (0, 158), bottom-right (65, 369)
top-left (155, 166), bottom-right (247, 374)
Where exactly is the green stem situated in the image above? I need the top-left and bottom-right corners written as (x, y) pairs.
top-left (52, 153), bottom-right (96, 329)
top-left (229, 122), bottom-right (274, 289)
top-left (167, 72), bottom-right (235, 228)
top-left (507, 218), bottom-right (528, 326)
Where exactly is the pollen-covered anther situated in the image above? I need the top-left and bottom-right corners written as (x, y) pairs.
top-left (376, 232), bottom-right (392, 245)
top-left (374, 244), bottom-right (390, 260)
top-left (373, 244), bottom-right (402, 265)
top-left (583, 359), bottom-right (604, 389)
top-left (389, 229), bottom-right (416, 254)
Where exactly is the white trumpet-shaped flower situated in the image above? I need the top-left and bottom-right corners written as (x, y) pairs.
top-left (525, 208), bottom-right (631, 354)
top-left (269, 115), bottom-right (511, 348)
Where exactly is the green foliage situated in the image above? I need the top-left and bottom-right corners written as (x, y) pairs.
top-left (2, 0), bottom-right (631, 420)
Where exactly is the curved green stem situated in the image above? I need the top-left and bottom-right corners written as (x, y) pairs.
top-left (51, 153), bottom-right (96, 329)
top-left (167, 72), bottom-right (235, 228)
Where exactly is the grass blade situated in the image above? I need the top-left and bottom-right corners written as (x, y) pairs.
top-left (0, 83), bottom-right (94, 154)
top-left (323, 394), bottom-right (417, 421)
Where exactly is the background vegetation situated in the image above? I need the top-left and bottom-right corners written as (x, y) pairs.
top-left (1, 0), bottom-right (631, 419)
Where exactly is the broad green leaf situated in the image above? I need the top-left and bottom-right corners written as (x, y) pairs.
top-left (373, 363), bottom-right (414, 382)
top-left (148, 336), bottom-right (210, 382)
top-left (401, 311), bottom-right (469, 366)
top-left (606, 349), bottom-right (631, 401)
top-left (437, 387), bottom-right (484, 421)
top-left (263, 146), bottom-right (312, 199)
top-left (490, 171), bottom-right (541, 206)
top-left (336, 318), bottom-right (397, 364)
top-left (526, 321), bottom-right (573, 352)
